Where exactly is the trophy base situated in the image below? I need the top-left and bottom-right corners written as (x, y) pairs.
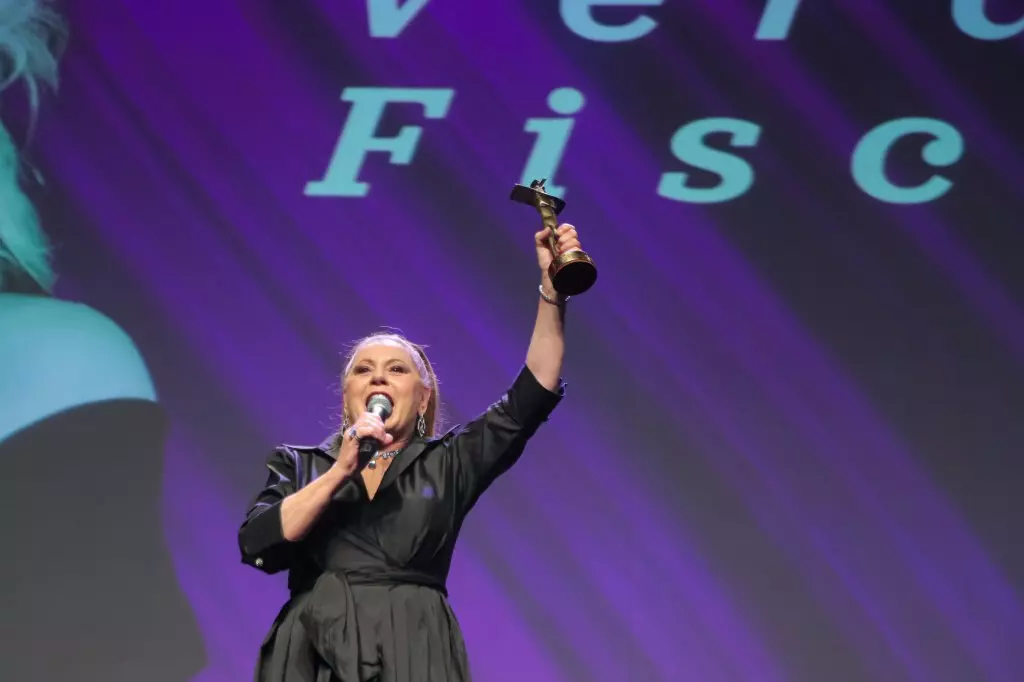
top-left (549, 250), bottom-right (597, 296)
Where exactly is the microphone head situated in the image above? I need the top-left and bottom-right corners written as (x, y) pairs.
top-left (366, 394), bottom-right (393, 420)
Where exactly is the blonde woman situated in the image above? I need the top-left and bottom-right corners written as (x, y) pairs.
top-left (239, 223), bottom-right (584, 681)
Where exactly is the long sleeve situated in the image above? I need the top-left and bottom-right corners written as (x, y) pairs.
top-left (238, 447), bottom-right (300, 574)
top-left (450, 365), bottom-right (565, 516)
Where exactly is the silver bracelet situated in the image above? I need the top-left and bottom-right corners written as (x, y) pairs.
top-left (539, 284), bottom-right (569, 306)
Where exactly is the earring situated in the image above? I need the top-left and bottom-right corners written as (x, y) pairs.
top-left (416, 413), bottom-right (426, 437)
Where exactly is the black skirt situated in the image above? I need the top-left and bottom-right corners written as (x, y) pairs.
top-left (257, 572), bottom-right (471, 682)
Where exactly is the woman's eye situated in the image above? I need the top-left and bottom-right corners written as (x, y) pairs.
top-left (354, 366), bottom-right (370, 374)
top-left (390, 366), bottom-right (407, 373)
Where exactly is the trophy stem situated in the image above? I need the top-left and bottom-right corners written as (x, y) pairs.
top-left (535, 196), bottom-right (561, 253)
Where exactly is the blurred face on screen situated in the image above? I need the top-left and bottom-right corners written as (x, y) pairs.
top-left (343, 340), bottom-right (430, 440)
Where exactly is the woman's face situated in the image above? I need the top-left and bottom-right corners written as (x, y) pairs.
top-left (343, 341), bottom-right (430, 439)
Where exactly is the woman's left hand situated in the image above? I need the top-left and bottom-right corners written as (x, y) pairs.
top-left (535, 223), bottom-right (582, 274)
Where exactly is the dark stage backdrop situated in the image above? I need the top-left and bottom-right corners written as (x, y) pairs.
top-left (2, 2), bottom-right (1023, 681)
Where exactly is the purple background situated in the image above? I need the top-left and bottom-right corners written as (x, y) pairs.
top-left (6, 1), bottom-right (1024, 681)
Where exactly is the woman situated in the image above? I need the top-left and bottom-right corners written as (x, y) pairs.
top-left (1, 3), bottom-right (205, 679)
top-left (238, 222), bottom-right (583, 681)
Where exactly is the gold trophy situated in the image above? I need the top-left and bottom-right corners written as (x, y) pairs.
top-left (509, 178), bottom-right (597, 296)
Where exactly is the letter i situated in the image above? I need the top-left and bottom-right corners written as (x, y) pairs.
top-left (519, 87), bottom-right (585, 198)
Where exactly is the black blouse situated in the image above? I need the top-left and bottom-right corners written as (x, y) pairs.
top-left (238, 365), bottom-right (565, 682)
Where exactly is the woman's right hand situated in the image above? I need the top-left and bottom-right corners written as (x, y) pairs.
top-left (278, 411), bottom-right (393, 542)
top-left (333, 412), bottom-right (394, 477)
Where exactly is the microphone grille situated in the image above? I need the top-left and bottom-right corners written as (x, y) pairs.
top-left (366, 394), bottom-right (393, 419)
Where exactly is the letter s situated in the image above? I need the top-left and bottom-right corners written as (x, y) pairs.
top-left (657, 118), bottom-right (760, 204)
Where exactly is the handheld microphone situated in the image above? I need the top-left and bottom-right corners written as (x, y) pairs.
top-left (357, 394), bottom-right (393, 468)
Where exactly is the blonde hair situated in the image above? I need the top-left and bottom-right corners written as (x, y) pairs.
top-left (0, 0), bottom-right (67, 293)
top-left (340, 331), bottom-right (441, 438)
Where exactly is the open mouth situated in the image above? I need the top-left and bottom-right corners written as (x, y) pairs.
top-left (365, 391), bottom-right (394, 409)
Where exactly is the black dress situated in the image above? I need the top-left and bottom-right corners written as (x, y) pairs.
top-left (238, 366), bottom-right (564, 682)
